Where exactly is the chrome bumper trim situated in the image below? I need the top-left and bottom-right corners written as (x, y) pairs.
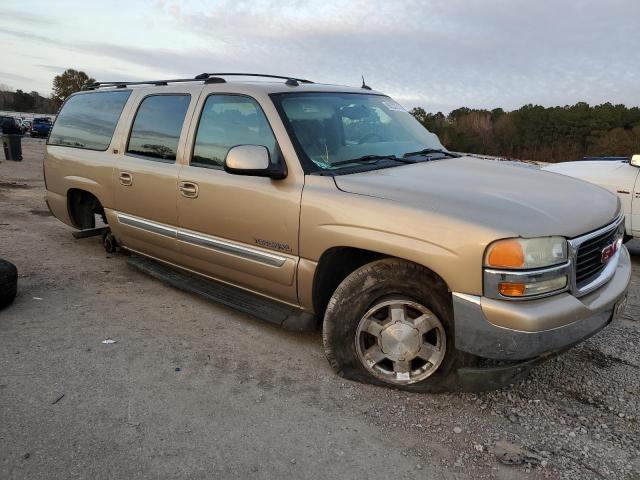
top-left (454, 246), bottom-right (630, 360)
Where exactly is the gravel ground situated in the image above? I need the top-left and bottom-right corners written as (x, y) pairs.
top-left (1, 138), bottom-right (639, 479)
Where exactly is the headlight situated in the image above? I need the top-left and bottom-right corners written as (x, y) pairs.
top-left (484, 237), bottom-right (569, 299)
top-left (485, 237), bottom-right (567, 269)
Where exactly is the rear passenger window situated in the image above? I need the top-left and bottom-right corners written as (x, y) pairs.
top-left (192, 95), bottom-right (277, 169)
top-left (127, 94), bottom-right (190, 162)
top-left (48, 91), bottom-right (131, 150)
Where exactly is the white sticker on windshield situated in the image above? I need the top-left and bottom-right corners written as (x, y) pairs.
top-left (381, 100), bottom-right (406, 112)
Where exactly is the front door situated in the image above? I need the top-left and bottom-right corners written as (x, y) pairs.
top-left (176, 94), bottom-right (302, 303)
top-left (113, 92), bottom-right (194, 263)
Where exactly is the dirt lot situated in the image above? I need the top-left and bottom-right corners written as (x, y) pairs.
top-left (1, 138), bottom-right (639, 479)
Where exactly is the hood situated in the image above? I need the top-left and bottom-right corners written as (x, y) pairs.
top-left (543, 159), bottom-right (628, 178)
top-left (334, 156), bottom-right (620, 238)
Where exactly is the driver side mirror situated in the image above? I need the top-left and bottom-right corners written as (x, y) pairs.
top-left (224, 145), bottom-right (287, 179)
top-left (631, 154), bottom-right (640, 167)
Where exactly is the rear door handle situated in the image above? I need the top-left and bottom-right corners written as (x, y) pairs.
top-left (119, 172), bottom-right (133, 186)
top-left (179, 181), bottom-right (199, 199)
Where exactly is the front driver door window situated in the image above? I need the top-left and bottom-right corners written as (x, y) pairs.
top-left (192, 95), bottom-right (279, 169)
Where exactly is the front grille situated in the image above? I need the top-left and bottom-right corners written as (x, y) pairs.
top-left (575, 225), bottom-right (619, 287)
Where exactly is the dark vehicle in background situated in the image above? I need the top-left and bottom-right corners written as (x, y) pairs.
top-left (31, 117), bottom-right (53, 138)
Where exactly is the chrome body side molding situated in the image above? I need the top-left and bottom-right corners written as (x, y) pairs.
top-left (116, 212), bottom-right (287, 268)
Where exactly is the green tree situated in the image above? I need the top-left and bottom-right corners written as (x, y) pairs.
top-left (52, 69), bottom-right (95, 106)
top-left (11, 90), bottom-right (35, 111)
top-left (410, 102), bottom-right (640, 162)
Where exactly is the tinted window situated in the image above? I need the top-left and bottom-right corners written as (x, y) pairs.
top-left (48, 91), bottom-right (131, 150)
top-left (127, 95), bottom-right (190, 162)
top-left (192, 95), bottom-right (277, 169)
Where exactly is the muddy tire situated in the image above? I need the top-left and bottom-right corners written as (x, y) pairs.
top-left (322, 258), bottom-right (473, 392)
top-left (0, 259), bottom-right (18, 310)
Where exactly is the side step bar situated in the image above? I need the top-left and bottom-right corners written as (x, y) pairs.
top-left (127, 255), bottom-right (317, 332)
top-left (72, 226), bottom-right (109, 239)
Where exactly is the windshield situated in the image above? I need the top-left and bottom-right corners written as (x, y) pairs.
top-left (273, 92), bottom-right (445, 171)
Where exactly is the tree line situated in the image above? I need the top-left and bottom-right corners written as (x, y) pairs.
top-left (0, 89), bottom-right (58, 114)
top-left (410, 103), bottom-right (640, 162)
top-left (0, 69), bottom-right (94, 115)
top-left (3, 67), bottom-right (639, 162)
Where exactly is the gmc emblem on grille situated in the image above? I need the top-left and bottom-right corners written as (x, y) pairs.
top-left (601, 241), bottom-right (619, 264)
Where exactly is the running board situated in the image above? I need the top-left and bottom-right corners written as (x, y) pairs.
top-left (126, 255), bottom-right (317, 332)
top-left (72, 226), bottom-right (109, 239)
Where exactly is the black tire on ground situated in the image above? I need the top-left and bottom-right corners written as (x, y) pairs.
top-left (0, 259), bottom-right (18, 310)
top-left (322, 258), bottom-right (475, 392)
top-left (102, 231), bottom-right (118, 254)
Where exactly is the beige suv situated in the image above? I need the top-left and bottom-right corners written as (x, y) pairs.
top-left (44, 73), bottom-right (631, 391)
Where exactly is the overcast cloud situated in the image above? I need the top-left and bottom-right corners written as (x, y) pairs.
top-left (1, 0), bottom-right (638, 112)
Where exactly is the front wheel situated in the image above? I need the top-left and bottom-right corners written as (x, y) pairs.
top-left (322, 258), bottom-right (472, 392)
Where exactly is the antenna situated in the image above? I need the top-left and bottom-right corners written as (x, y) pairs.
top-left (361, 75), bottom-right (372, 90)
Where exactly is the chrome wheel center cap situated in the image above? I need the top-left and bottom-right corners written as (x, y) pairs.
top-left (380, 322), bottom-right (421, 361)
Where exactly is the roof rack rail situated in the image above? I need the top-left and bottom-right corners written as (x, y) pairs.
top-left (83, 78), bottom-right (201, 90)
top-left (83, 73), bottom-right (314, 90)
top-left (195, 73), bottom-right (313, 85)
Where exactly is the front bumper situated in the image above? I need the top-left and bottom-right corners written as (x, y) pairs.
top-left (453, 246), bottom-right (631, 361)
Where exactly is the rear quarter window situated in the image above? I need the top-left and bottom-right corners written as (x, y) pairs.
top-left (48, 91), bottom-right (132, 150)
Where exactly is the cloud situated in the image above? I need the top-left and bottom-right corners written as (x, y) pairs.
top-left (3, 0), bottom-right (640, 112)
top-left (2, 9), bottom-right (56, 26)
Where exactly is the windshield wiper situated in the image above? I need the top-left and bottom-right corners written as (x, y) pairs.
top-left (402, 148), bottom-right (458, 159)
top-left (330, 154), bottom-right (411, 167)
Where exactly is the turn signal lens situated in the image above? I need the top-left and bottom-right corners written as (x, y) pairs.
top-left (498, 276), bottom-right (567, 297)
top-left (499, 282), bottom-right (526, 296)
top-left (487, 240), bottom-right (525, 268)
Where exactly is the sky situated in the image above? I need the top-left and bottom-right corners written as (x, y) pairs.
top-left (1, 0), bottom-right (639, 113)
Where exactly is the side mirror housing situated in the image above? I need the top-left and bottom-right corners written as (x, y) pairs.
top-left (631, 154), bottom-right (640, 167)
top-left (224, 145), bottom-right (287, 179)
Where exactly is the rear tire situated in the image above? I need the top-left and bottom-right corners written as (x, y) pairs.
top-left (0, 259), bottom-right (18, 310)
top-left (322, 258), bottom-right (473, 392)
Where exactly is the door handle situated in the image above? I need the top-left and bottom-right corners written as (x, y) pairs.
top-left (119, 172), bottom-right (133, 186)
top-left (179, 181), bottom-right (199, 199)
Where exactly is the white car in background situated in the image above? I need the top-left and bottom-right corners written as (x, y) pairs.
top-left (544, 155), bottom-right (640, 241)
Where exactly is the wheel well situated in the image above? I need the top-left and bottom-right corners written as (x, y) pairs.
top-left (67, 189), bottom-right (106, 229)
top-left (312, 247), bottom-right (386, 319)
top-left (312, 247), bottom-right (453, 321)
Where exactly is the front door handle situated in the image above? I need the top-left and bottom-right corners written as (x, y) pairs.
top-left (119, 172), bottom-right (133, 186)
top-left (179, 181), bottom-right (199, 199)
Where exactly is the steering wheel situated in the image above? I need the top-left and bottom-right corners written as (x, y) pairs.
top-left (357, 132), bottom-right (383, 144)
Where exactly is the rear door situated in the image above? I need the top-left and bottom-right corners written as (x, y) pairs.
top-left (113, 90), bottom-right (197, 263)
top-left (176, 93), bottom-right (303, 302)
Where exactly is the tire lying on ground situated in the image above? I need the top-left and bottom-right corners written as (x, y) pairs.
top-left (0, 259), bottom-right (18, 309)
top-left (323, 258), bottom-right (475, 392)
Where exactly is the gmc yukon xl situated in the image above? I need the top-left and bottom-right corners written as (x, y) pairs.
top-left (44, 73), bottom-right (631, 391)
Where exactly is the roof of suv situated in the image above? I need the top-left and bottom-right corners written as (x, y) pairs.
top-left (82, 73), bottom-right (384, 96)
